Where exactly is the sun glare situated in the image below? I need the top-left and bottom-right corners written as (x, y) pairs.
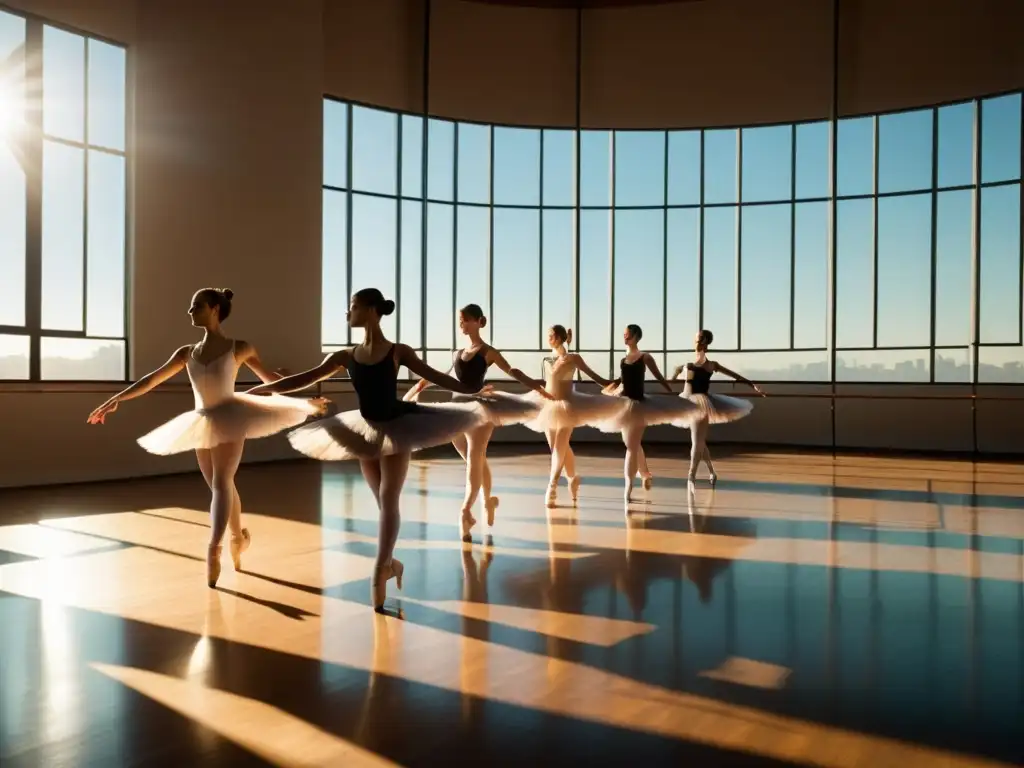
top-left (0, 73), bottom-right (24, 141)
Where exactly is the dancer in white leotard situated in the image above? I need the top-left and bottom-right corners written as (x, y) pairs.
top-left (522, 325), bottom-right (627, 506)
top-left (87, 288), bottom-right (325, 587)
top-left (596, 324), bottom-right (700, 505)
top-left (670, 329), bottom-right (765, 485)
top-left (404, 304), bottom-right (553, 542)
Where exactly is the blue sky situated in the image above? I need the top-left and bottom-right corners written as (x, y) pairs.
top-left (322, 95), bottom-right (1022, 382)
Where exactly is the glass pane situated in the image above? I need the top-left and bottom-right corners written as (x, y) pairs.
top-left (701, 350), bottom-right (826, 381)
top-left (938, 102), bottom-right (973, 189)
top-left (666, 208), bottom-right (699, 349)
top-left (352, 105), bottom-right (396, 195)
top-left (493, 209), bottom-right (539, 350)
top-left (41, 140), bottom-right (84, 331)
top-left (614, 209), bottom-right (664, 350)
top-left (401, 115), bottom-right (423, 197)
top-left (323, 100), bottom-right (347, 188)
top-left (836, 348), bottom-right (930, 382)
top-left (493, 127), bottom-right (539, 206)
top-left (489, 351), bottom-right (547, 381)
top-left (580, 131), bottom-right (611, 207)
top-left (878, 109), bottom-right (932, 194)
top-left (877, 194), bottom-right (931, 347)
top-left (702, 207), bottom-right (737, 348)
top-left (351, 194), bottom-right (397, 338)
top-left (935, 190), bottom-right (972, 347)
top-left (837, 117), bottom-right (874, 197)
top-left (542, 130), bottom-right (574, 207)
top-left (979, 184), bottom-right (1021, 343)
top-left (86, 39), bottom-right (125, 151)
top-left (43, 26), bottom-right (84, 142)
top-left (740, 204), bottom-right (791, 349)
top-left (704, 129), bottom-right (737, 205)
top-left (427, 119), bottom-right (454, 201)
top-left (455, 205), bottom-right (489, 341)
top-left (614, 130), bottom-right (664, 207)
top-left (793, 202), bottom-right (828, 349)
top-left (934, 347), bottom-right (970, 383)
top-left (979, 346), bottom-right (1024, 383)
top-left (0, 333), bottom-right (28, 378)
top-left (541, 209), bottom-right (573, 347)
top-left (575, 350), bottom-right (611, 380)
top-left (579, 209), bottom-right (610, 348)
top-left (399, 201), bottom-right (422, 348)
top-left (981, 94), bottom-right (1022, 184)
top-left (795, 121), bottom-right (829, 200)
top-left (86, 150), bottom-right (125, 337)
top-left (321, 190), bottom-right (348, 345)
top-left (835, 198), bottom-right (874, 349)
top-left (0, 10), bottom-right (26, 144)
top-left (741, 125), bottom-right (792, 203)
top-left (41, 337), bottom-right (125, 380)
top-left (457, 123), bottom-right (489, 204)
top-left (426, 203), bottom-right (453, 348)
top-left (667, 130), bottom-right (700, 206)
top-left (0, 138), bottom-right (26, 327)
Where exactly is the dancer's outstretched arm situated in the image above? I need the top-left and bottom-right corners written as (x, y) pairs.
top-left (486, 348), bottom-right (554, 399)
top-left (713, 361), bottom-right (766, 396)
top-left (87, 345), bottom-right (191, 424)
top-left (247, 350), bottom-right (350, 396)
top-left (403, 351), bottom-right (455, 402)
top-left (671, 364), bottom-right (687, 381)
top-left (570, 354), bottom-right (612, 388)
top-left (396, 344), bottom-right (483, 395)
top-left (642, 353), bottom-right (675, 394)
top-left (236, 340), bottom-right (288, 384)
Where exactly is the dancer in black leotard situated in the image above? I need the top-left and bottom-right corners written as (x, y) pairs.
top-left (248, 288), bottom-right (485, 610)
top-left (404, 304), bottom-right (553, 541)
top-left (596, 324), bottom-right (699, 504)
top-left (670, 329), bottom-right (765, 485)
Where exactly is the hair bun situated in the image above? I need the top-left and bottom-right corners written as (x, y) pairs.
top-left (381, 298), bottom-right (396, 316)
top-left (566, 328), bottom-right (573, 345)
top-left (221, 288), bottom-right (234, 301)
top-left (479, 316), bottom-right (487, 328)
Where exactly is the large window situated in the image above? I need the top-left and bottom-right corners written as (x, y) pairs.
top-left (0, 10), bottom-right (128, 381)
top-left (322, 94), bottom-right (1024, 383)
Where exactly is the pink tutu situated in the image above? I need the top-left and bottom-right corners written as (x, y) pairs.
top-left (595, 393), bottom-right (701, 433)
top-left (521, 387), bottom-right (628, 432)
top-left (137, 393), bottom-right (321, 455)
top-left (451, 390), bottom-right (542, 426)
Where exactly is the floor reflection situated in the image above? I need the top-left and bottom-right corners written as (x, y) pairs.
top-left (0, 446), bottom-right (1022, 766)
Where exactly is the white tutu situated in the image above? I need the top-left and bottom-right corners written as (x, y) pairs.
top-left (595, 393), bottom-right (701, 433)
top-left (137, 394), bottom-right (321, 455)
top-left (521, 387), bottom-right (628, 433)
top-left (677, 392), bottom-right (753, 426)
top-left (452, 390), bottom-right (542, 426)
top-left (287, 402), bottom-right (484, 461)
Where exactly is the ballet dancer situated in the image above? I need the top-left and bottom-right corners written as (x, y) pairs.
top-left (86, 288), bottom-right (326, 587)
top-left (597, 324), bottom-right (700, 505)
top-left (523, 325), bottom-right (627, 507)
top-left (246, 288), bottom-right (487, 610)
top-left (671, 328), bottom-right (765, 485)
top-left (403, 304), bottom-right (554, 541)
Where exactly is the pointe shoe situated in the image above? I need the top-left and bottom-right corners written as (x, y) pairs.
top-left (708, 471), bottom-right (718, 486)
top-left (569, 475), bottom-right (581, 505)
top-left (230, 528), bottom-right (251, 571)
top-left (545, 484), bottom-right (558, 507)
top-left (371, 558), bottom-right (404, 611)
top-left (485, 496), bottom-right (499, 527)
top-left (642, 475), bottom-right (653, 491)
top-left (460, 510), bottom-right (477, 543)
top-left (207, 545), bottom-right (222, 589)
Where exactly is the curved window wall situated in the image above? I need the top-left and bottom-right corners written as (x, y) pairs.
top-left (321, 94), bottom-right (1023, 383)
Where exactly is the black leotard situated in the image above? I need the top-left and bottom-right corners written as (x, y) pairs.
top-left (687, 363), bottom-right (713, 395)
top-left (453, 350), bottom-right (488, 393)
top-left (620, 357), bottom-right (646, 401)
top-left (349, 344), bottom-right (418, 421)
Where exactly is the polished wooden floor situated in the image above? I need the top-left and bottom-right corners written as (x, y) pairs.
top-left (1, 444), bottom-right (1023, 767)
